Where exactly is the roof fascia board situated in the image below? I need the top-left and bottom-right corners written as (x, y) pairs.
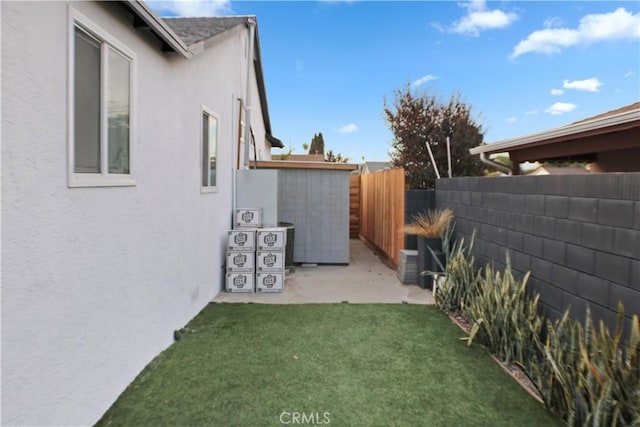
top-left (470, 109), bottom-right (640, 155)
top-left (252, 23), bottom-right (274, 136)
top-left (125, 0), bottom-right (193, 58)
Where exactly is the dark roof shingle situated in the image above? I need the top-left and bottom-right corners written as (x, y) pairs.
top-left (162, 17), bottom-right (249, 45)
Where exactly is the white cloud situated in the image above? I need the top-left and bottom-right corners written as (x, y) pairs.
top-left (563, 78), bottom-right (602, 92)
top-left (506, 117), bottom-right (517, 124)
top-left (545, 102), bottom-right (577, 115)
top-left (451, 0), bottom-right (518, 37)
top-left (550, 88), bottom-right (564, 96)
top-left (338, 123), bottom-right (358, 134)
top-left (543, 17), bottom-right (564, 28)
top-left (148, 0), bottom-right (232, 17)
top-left (512, 7), bottom-right (640, 58)
top-left (625, 71), bottom-right (635, 78)
top-left (411, 74), bottom-right (438, 87)
top-left (525, 109), bottom-right (540, 115)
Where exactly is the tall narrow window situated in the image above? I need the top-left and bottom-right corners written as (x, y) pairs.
top-left (107, 48), bottom-right (131, 174)
top-left (74, 29), bottom-right (101, 173)
top-left (69, 13), bottom-right (134, 187)
top-left (202, 108), bottom-right (218, 190)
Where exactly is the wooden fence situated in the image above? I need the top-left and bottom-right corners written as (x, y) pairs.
top-left (359, 168), bottom-right (405, 268)
top-left (349, 175), bottom-right (360, 238)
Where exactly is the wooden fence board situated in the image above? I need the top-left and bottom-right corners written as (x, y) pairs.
top-left (349, 175), bottom-right (360, 238)
top-left (358, 168), bottom-right (405, 268)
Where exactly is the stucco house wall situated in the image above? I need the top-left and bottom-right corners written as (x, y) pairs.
top-left (1, 2), bottom-right (268, 425)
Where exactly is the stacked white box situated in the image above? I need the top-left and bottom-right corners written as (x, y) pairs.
top-left (227, 229), bottom-right (257, 252)
top-left (256, 228), bottom-right (286, 251)
top-left (226, 228), bottom-right (256, 293)
top-left (235, 208), bottom-right (262, 228)
top-left (226, 251), bottom-right (255, 272)
top-left (226, 272), bottom-right (255, 292)
top-left (256, 272), bottom-right (284, 293)
top-left (256, 251), bottom-right (284, 272)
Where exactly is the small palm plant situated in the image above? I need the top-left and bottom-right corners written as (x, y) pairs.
top-left (404, 209), bottom-right (454, 238)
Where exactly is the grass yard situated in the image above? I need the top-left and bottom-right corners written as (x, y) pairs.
top-left (97, 304), bottom-right (560, 426)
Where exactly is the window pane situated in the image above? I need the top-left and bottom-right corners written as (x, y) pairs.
top-left (74, 28), bottom-right (101, 173)
top-left (202, 112), bottom-right (209, 186)
top-left (208, 115), bottom-right (217, 187)
top-left (107, 48), bottom-right (130, 174)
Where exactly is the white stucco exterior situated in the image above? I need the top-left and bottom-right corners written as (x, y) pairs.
top-left (1, 2), bottom-right (274, 424)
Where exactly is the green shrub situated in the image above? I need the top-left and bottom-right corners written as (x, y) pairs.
top-left (528, 304), bottom-right (640, 426)
top-left (465, 257), bottom-right (543, 366)
top-left (434, 231), bottom-right (482, 314)
top-left (437, 231), bottom-right (640, 426)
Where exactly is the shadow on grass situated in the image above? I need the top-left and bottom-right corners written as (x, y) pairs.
top-left (96, 304), bottom-right (561, 426)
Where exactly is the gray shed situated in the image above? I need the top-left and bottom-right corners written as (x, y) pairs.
top-left (245, 161), bottom-right (357, 264)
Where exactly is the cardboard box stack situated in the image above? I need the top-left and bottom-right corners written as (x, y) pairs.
top-left (225, 228), bottom-right (256, 292)
top-left (255, 228), bottom-right (286, 293)
top-left (225, 208), bottom-right (261, 293)
top-left (226, 208), bottom-right (286, 293)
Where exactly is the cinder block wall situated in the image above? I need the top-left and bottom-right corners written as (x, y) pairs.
top-left (436, 174), bottom-right (640, 333)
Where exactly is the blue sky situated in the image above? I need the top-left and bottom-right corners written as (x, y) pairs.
top-left (150, 1), bottom-right (640, 162)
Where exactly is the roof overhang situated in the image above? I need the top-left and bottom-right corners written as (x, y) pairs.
top-left (266, 133), bottom-right (284, 148)
top-left (252, 26), bottom-right (283, 148)
top-left (470, 108), bottom-right (640, 157)
top-left (121, 2), bottom-right (283, 147)
top-left (121, 1), bottom-right (194, 58)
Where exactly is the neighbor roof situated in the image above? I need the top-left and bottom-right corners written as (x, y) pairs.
top-left (470, 102), bottom-right (640, 156)
top-left (362, 161), bottom-right (391, 173)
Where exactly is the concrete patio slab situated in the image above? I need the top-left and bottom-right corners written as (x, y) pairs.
top-left (214, 239), bottom-right (434, 304)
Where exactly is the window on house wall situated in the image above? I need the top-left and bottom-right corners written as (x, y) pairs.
top-left (68, 9), bottom-right (134, 187)
top-left (202, 107), bottom-right (219, 191)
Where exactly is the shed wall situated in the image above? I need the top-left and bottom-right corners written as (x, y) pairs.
top-left (278, 169), bottom-right (350, 264)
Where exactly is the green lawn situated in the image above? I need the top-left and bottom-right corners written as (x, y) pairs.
top-left (97, 304), bottom-right (560, 426)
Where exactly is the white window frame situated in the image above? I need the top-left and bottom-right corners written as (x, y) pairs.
top-left (67, 7), bottom-right (136, 187)
top-left (201, 106), bottom-right (220, 193)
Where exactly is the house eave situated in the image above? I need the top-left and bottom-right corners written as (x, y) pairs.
top-left (122, 0), bottom-right (194, 58)
top-left (267, 133), bottom-right (284, 149)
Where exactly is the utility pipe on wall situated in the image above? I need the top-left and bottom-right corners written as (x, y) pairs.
top-left (243, 18), bottom-right (256, 169)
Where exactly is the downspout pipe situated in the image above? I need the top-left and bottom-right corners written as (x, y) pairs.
top-left (243, 18), bottom-right (256, 169)
top-left (479, 152), bottom-right (513, 175)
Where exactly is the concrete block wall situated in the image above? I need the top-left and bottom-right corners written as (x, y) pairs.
top-left (436, 174), bottom-right (640, 333)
